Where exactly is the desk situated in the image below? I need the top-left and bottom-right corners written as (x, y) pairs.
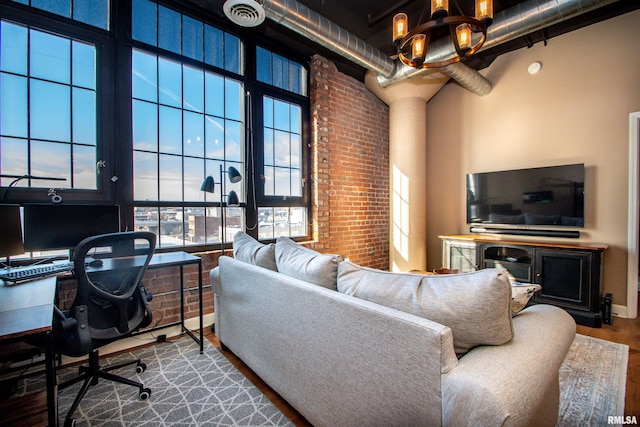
top-left (149, 252), bottom-right (203, 354)
top-left (0, 276), bottom-right (58, 426)
top-left (87, 251), bottom-right (204, 353)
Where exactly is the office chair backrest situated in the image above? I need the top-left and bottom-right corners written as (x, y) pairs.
top-left (72, 231), bottom-right (156, 345)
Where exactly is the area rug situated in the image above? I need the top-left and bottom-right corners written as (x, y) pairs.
top-left (16, 337), bottom-right (293, 426)
top-left (557, 334), bottom-right (629, 427)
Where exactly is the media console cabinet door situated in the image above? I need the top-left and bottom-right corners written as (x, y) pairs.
top-left (534, 249), bottom-right (600, 314)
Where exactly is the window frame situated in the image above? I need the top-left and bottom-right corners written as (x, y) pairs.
top-left (0, 0), bottom-right (312, 252)
top-left (243, 38), bottom-right (311, 242)
top-left (0, 3), bottom-right (116, 204)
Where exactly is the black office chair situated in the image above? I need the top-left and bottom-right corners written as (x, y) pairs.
top-left (54, 231), bottom-right (156, 427)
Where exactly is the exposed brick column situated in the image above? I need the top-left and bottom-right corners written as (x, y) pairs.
top-left (310, 56), bottom-right (390, 269)
top-left (310, 56), bottom-right (332, 252)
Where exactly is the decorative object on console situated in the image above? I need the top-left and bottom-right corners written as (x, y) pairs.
top-left (392, 0), bottom-right (493, 69)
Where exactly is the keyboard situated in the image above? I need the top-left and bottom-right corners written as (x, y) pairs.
top-left (0, 262), bottom-right (74, 285)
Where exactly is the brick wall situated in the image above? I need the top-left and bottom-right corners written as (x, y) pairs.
top-left (58, 56), bottom-right (390, 329)
top-left (308, 55), bottom-right (390, 270)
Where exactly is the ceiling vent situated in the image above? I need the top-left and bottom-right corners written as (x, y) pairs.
top-left (223, 0), bottom-right (265, 27)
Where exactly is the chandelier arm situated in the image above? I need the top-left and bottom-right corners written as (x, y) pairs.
top-left (396, 15), bottom-right (488, 69)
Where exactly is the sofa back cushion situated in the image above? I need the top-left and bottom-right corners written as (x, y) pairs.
top-left (233, 231), bottom-right (278, 271)
top-left (275, 237), bottom-right (343, 290)
top-left (337, 261), bottom-right (513, 355)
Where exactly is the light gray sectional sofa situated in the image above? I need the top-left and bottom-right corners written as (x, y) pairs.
top-left (211, 232), bottom-right (576, 427)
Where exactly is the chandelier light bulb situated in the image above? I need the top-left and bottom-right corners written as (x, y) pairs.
top-left (431, 0), bottom-right (449, 19)
top-left (456, 24), bottom-right (472, 51)
top-left (393, 13), bottom-right (408, 44)
top-left (475, 0), bottom-right (494, 25)
top-left (412, 34), bottom-right (426, 62)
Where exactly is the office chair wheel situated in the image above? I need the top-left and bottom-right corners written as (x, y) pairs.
top-left (136, 362), bottom-right (147, 374)
top-left (139, 388), bottom-right (151, 400)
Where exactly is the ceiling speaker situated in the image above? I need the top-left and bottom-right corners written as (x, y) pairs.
top-left (223, 0), bottom-right (266, 27)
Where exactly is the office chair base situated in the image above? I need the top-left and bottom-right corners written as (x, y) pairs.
top-left (60, 349), bottom-right (151, 427)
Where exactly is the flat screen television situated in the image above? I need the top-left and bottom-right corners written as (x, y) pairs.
top-left (23, 204), bottom-right (120, 251)
top-left (466, 164), bottom-right (585, 230)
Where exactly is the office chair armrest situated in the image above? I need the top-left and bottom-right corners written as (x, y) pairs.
top-left (54, 306), bottom-right (78, 333)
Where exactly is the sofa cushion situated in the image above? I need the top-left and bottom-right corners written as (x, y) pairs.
top-left (275, 237), bottom-right (343, 290)
top-left (233, 231), bottom-right (278, 271)
top-left (337, 261), bottom-right (513, 355)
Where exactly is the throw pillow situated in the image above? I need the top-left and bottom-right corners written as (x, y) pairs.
top-left (493, 263), bottom-right (541, 315)
top-left (511, 282), bottom-right (541, 315)
top-left (337, 261), bottom-right (513, 355)
top-left (233, 231), bottom-right (278, 271)
top-left (275, 237), bottom-right (343, 290)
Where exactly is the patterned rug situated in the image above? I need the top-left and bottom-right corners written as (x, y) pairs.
top-left (557, 334), bottom-right (629, 427)
top-left (11, 333), bottom-right (628, 426)
top-left (17, 337), bottom-right (293, 426)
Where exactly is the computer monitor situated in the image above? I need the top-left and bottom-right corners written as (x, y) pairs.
top-left (23, 204), bottom-right (120, 251)
top-left (0, 204), bottom-right (25, 258)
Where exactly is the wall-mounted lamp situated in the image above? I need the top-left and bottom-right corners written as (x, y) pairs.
top-left (200, 165), bottom-right (243, 254)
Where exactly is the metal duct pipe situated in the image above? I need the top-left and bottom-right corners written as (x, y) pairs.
top-left (261, 0), bottom-right (492, 95)
top-left (440, 63), bottom-right (493, 96)
top-left (262, 0), bottom-right (396, 78)
top-left (378, 0), bottom-right (621, 87)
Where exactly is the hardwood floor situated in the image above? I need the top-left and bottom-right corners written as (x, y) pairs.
top-left (206, 294), bottom-right (640, 425)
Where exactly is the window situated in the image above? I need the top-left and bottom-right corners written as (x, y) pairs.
top-left (0, 0), bottom-right (310, 252)
top-left (11, 0), bottom-right (110, 30)
top-left (255, 47), bottom-right (309, 240)
top-left (131, 49), bottom-right (245, 248)
top-left (0, 20), bottom-right (98, 190)
top-left (132, 0), bottom-right (243, 75)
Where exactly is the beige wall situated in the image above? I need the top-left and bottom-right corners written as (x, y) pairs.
top-left (425, 10), bottom-right (640, 309)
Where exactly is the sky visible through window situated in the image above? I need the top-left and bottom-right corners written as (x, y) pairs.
top-left (0, 20), bottom-right (97, 189)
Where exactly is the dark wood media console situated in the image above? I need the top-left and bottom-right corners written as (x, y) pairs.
top-left (439, 235), bottom-right (608, 327)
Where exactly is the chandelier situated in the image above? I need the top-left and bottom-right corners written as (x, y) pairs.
top-left (393, 0), bottom-right (493, 69)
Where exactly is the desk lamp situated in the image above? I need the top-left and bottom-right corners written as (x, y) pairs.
top-left (1, 174), bottom-right (67, 202)
top-left (200, 165), bottom-right (243, 254)
top-left (0, 204), bottom-right (25, 268)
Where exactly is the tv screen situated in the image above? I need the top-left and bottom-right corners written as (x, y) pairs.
top-left (466, 164), bottom-right (585, 228)
top-left (23, 204), bottom-right (120, 251)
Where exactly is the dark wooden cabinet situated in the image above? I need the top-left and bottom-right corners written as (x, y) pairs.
top-left (533, 248), bottom-right (603, 327)
top-left (439, 235), bottom-right (607, 327)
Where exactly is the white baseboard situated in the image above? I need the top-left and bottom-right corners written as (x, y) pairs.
top-left (612, 304), bottom-right (629, 319)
